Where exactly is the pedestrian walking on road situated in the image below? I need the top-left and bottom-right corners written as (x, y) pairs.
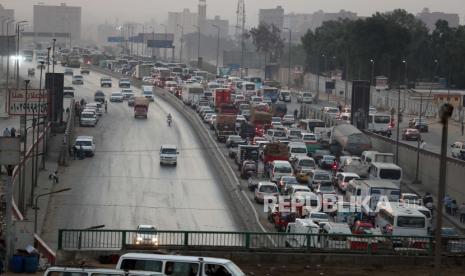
top-left (294, 108), bottom-right (298, 119)
top-left (49, 170), bottom-right (59, 184)
top-left (105, 100), bottom-right (108, 113)
top-left (444, 195), bottom-right (452, 214)
top-left (10, 127), bottom-right (16, 137)
top-left (72, 145), bottom-right (77, 160)
top-left (459, 203), bottom-right (465, 223)
top-left (2, 128), bottom-right (10, 137)
top-left (451, 199), bottom-right (458, 216)
top-left (420, 140), bottom-right (427, 150)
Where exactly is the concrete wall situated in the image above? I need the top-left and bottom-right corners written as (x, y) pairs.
top-left (366, 132), bottom-right (465, 204)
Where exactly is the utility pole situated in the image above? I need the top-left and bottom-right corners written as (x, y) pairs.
top-left (193, 25), bottom-right (201, 68)
top-left (52, 38), bottom-right (56, 73)
top-left (16, 21), bottom-right (28, 89)
top-left (5, 19), bottom-right (14, 91)
top-left (212, 24), bottom-right (220, 72)
top-left (414, 94), bottom-right (423, 183)
top-left (370, 59), bottom-right (375, 106)
top-left (344, 51), bottom-right (349, 106)
top-left (434, 103), bottom-right (454, 276)
top-left (283, 28), bottom-right (292, 89)
top-left (177, 24), bottom-right (184, 63)
top-left (161, 24), bottom-right (167, 61)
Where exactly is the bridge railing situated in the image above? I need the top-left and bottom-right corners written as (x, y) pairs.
top-left (58, 229), bottom-right (465, 256)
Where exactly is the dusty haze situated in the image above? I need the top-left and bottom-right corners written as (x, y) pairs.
top-left (3, 0), bottom-right (464, 25)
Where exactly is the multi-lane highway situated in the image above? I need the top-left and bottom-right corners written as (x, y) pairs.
top-left (31, 67), bottom-right (239, 249)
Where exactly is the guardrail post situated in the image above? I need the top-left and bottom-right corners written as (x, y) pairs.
top-left (57, 229), bottom-right (63, 250)
top-left (121, 231), bottom-right (126, 250)
top-left (428, 237), bottom-right (433, 256)
top-left (367, 240), bottom-right (372, 255)
top-left (183, 232), bottom-right (189, 247)
top-left (78, 231), bottom-right (82, 250)
top-left (306, 234), bottom-right (311, 252)
top-left (244, 233), bottom-right (250, 249)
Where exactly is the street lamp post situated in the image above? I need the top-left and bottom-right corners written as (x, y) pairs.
top-left (283, 28), bottom-right (292, 89)
top-left (370, 59), bottom-right (375, 106)
top-left (52, 38), bottom-right (56, 73)
top-left (34, 188), bottom-right (71, 233)
top-left (193, 25), bottom-right (201, 68)
top-left (212, 24), bottom-right (220, 72)
top-left (0, 17), bottom-right (10, 79)
top-left (434, 103), bottom-right (454, 276)
top-left (5, 19), bottom-right (15, 90)
top-left (15, 21), bottom-right (28, 89)
top-left (161, 24), bottom-right (167, 60)
top-left (177, 24), bottom-right (184, 63)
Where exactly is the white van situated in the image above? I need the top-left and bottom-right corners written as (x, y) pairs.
top-left (368, 162), bottom-right (402, 186)
top-left (160, 145), bottom-right (178, 166)
top-left (361, 151), bottom-right (395, 165)
top-left (44, 267), bottom-right (161, 276)
top-left (269, 160), bottom-right (293, 182)
top-left (320, 222), bottom-right (352, 249)
top-left (287, 142), bottom-right (308, 160)
top-left (116, 253), bottom-right (245, 276)
top-left (142, 85), bottom-right (155, 101)
top-left (375, 202), bottom-right (428, 236)
top-left (79, 111), bottom-right (97, 127)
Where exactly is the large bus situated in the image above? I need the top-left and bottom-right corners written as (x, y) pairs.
top-left (262, 86), bottom-right (279, 104)
top-left (375, 202), bottom-right (428, 237)
top-left (298, 119), bottom-right (326, 132)
top-left (244, 76), bottom-right (263, 89)
top-left (182, 84), bottom-right (204, 106)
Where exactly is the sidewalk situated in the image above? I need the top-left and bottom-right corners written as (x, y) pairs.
top-left (403, 180), bottom-right (465, 233)
top-left (13, 132), bottom-right (63, 249)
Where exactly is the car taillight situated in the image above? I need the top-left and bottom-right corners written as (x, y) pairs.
top-left (332, 164), bottom-right (337, 170)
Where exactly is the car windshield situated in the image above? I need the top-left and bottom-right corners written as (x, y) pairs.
top-left (275, 165), bottom-right (292, 173)
top-left (380, 169), bottom-right (401, 180)
top-left (303, 93), bottom-right (312, 97)
top-left (374, 115), bottom-right (390, 124)
top-left (274, 131), bottom-right (286, 137)
top-left (323, 156), bottom-right (335, 161)
top-left (259, 185), bottom-right (278, 193)
top-left (315, 174), bottom-right (330, 180)
top-left (299, 159), bottom-right (315, 167)
top-left (311, 213), bottom-right (329, 219)
top-left (161, 148), bottom-right (177, 154)
top-left (397, 216), bottom-right (425, 228)
top-left (291, 147), bottom-right (306, 153)
top-left (303, 135), bottom-right (316, 140)
top-left (138, 226), bottom-right (157, 232)
top-left (75, 140), bottom-right (91, 146)
top-left (282, 177), bottom-right (298, 184)
top-left (112, 93), bottom-right (122, 96)
top-left (344, 176), bottom-right (359, 182)
top-left (81, 113), bottom-right (94, 118)
top-left (290, 131), bottom-right (301, 136)
top-left (319, 185), bottom-right (334, 192)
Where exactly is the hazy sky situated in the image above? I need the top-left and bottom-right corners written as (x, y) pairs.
top-left (2, 0), bottom-right (464, 26)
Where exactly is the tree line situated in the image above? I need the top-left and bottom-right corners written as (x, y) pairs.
top-left (249, 9), bottom-right (465, 88)
top-left (301, 9), bottom-right (465, 88)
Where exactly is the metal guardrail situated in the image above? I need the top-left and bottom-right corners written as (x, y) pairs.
top-left (58, 229), bottom-right (465, 256)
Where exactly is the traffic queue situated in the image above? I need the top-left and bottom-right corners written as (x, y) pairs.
top-left (144, 69), bottom-right (465, 253)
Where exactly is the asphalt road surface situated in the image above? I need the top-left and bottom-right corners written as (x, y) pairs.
top-left (30, 66), bottom-right (239, 249)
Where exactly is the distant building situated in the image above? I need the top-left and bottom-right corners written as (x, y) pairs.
top-left (33, 3), bottom-right (81, 40)
top-left (0, 4), bottom-right (15, 34)
top-left (167, 8), bottom-right (198, 35)
top-left (416, 8), bottom-right (459, 31)
top-left (283, 10), bottom-right (357, 41)
top-left (198, 0), bottom-right (207, 34)
top-left (259, 6), bottom-right (284, 28)
top-left (206, 16), bottom-right (229, 38)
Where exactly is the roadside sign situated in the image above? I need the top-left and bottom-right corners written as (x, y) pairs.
top-left (107, 36), bottom-right (124, 43)
top-left (8, 89), bottom-right (48, 116)
top-left (0, 35), bottom-right (16, 56)
top-left (147, 40), bottom-right (173, 48)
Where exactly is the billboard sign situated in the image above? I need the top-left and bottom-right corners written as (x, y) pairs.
top-left (147, 40), bottom-right (173, 48)
top-left (0, 35), bottom-right (16, 56)
top-left (107, 36), bottom-right (124, 43)
top-left (8, 89), bottom-right (48, 116)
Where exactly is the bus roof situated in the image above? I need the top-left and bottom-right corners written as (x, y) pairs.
top-left (379, 202), bottom-right (427, 217)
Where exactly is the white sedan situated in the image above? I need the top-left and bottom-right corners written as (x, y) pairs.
top-left (110, 92), bottom-right (124, 102)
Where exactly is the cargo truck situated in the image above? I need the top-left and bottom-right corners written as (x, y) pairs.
top-left (329, 124), bottom-right (372, 156)
top-left (215, 114), bottom-right (236, 142)
top-left (134, 97), bottom-right (150, 118)
top-left (213, 88), bottom-right (232, 111)
top-left (135, 64), bottom-right (153, 80)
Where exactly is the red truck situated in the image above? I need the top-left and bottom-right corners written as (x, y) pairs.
top-left (134, 97), bottom-right (150, 118)
top-left (213, 88), bottom-right (231, 111)
top-left (262, 142), bottom-right (289, 164)
top-left (250, 110), bottom-right (272, 137)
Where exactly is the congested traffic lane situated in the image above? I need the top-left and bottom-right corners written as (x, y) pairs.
top-left (39, 67), bottom-right (239, 249)
top-left (286, 92), bottom-right (462, 158)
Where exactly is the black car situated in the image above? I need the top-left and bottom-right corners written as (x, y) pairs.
top-left (415, 121), bottom-right (428, 132)
top-left (81, 69), bottom-right (90, 75)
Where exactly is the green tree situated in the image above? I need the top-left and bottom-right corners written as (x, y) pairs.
top-left (249, 23), bottom-right (285, 74)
